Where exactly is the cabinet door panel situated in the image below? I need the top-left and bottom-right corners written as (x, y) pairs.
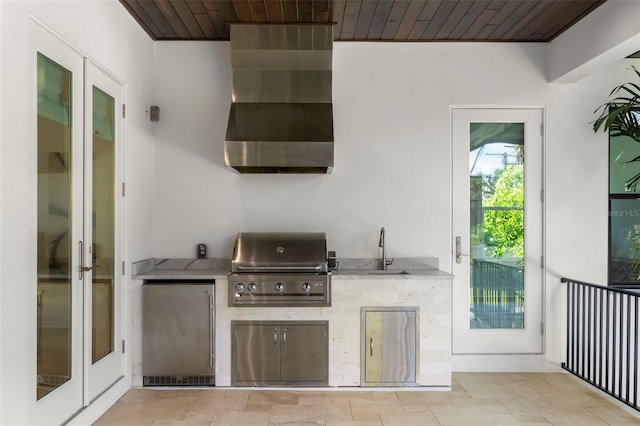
top-left (280, 324), bottom-right (327, 383)
top-left (364, 310), bottom-right (417, 385)
top-left (233, 324), bottom-right (280, 383)
top-left (143, 284), bottom-right (213, 377)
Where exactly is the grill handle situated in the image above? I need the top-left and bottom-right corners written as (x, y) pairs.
top-left (236, 265), bottom-right (322, 271)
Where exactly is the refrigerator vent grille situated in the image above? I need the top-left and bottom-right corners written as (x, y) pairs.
top-left (143, 375), bottom-right (214, 386)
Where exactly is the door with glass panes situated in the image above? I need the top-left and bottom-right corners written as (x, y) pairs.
top-left (452, 108), bottom-right (543, 354)
top-left (32, 21), bottom-right (124, 423)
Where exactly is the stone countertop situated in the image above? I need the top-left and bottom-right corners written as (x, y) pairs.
top-left (332, 268), bottom-right (453, 279)
top-left (132, 257), bottom-right (453, 280)
top-left (331, 257), bottom-right (453, 279)
top-left (132, 258), bottom-right (230, 280)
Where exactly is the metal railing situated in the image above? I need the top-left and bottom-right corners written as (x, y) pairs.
top-left (562, 277), bottom-right (640, 411)
top-left (471, 259), bottom-right (524, 328)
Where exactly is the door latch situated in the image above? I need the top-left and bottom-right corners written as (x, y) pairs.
top-left (455, 236), bottom-right (470, 264)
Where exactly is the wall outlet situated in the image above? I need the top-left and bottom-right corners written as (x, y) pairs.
top-left (197, 243), bottom-right (207, 259)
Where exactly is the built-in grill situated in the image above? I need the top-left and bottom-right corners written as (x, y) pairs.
top-left (228, 232), bottom-right (330, 307)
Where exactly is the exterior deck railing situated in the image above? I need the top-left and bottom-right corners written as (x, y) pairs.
top-left (471, 259), bottom-right (524, 328)
top-left (562, 277), bottom-right (640, 412)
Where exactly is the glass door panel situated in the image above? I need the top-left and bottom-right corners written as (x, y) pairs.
top-left (36, 52), bottom-right (73, 399)
top-left (86, 64), bottom-right (125, 401)
top-left (91, 86), bottom-right (115, 363)
top-left (469, 123), bottom-right (525, 329)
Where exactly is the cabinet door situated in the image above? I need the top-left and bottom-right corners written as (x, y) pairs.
top-left (233, 323), bottom-right (280, 384)
top-left (280, 323), bottom-right (327, 384)
top-left (142, 284), bottom-right (213, 378)
top-left (363, 309), bottom-right (417, 385)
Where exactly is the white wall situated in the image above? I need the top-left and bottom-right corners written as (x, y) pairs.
top-left (152, 41), bottom-right (640, 366)
top-left (548, 0), bottom-right (640, 83)
top-left (153, 41), bottom-right (550, 267)
top-left (0, 1), bottom-right (155, 424)
top-left (153, 42), bottom-right (550, 264)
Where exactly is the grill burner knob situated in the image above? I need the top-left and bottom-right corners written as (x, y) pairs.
top-left (275, 283), bottom-right (285, 293)
top-left (248, 283), bottom-right (257, 293)
top-left (302, 282), bottom-right (312, 293)
top-left (235, 283), bottom-right (245, 293)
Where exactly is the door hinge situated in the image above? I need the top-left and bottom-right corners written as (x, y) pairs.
top-left (122, 340), bottom-right (125, 354)
top-left (540, 323), bottom-right (545, 336)
top-left (540, 189), bottom-right (544, 202)
top-left (541, 256), bottom-right (544, 269)
top-left (122, 104), bottom-right (126, 118)
top-left (540, 122), bottom-right (544, 136)
top-left (122, 261), bottom-right (125, 276)
top-left (122, 182), bottom-right (125, 197)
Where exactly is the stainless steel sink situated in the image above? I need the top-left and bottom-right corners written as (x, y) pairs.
top-left (367, 270), bottom-right (410, 275)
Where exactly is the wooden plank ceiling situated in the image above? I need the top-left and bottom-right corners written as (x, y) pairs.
top-left (120, 0), bottom-right (605, 42)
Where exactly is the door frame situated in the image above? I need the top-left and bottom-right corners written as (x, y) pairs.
top-left (451, 106), bottom-right (546, 367)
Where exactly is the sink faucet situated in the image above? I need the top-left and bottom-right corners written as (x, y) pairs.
top-left (379, 227), bottom-right (394, 270)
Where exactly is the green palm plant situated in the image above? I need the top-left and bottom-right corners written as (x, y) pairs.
top-left (593, 66), bottom-right (640, 190)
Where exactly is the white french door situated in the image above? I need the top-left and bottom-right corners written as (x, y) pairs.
top-left (452, 108), bottom-right (543, 355)
top-left (84, 61), bottom-right (126, 402)
top-left (32, 21), bottom-right (124, 424)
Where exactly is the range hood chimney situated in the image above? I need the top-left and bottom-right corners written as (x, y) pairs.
top-left (224, 24), bottom-right (334, 174)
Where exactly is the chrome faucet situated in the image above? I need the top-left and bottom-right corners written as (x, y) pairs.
top-left (379, 227), bottom-right (394, 270)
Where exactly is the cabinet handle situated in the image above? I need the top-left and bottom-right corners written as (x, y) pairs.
top-left (283, 328), bottom-right (287, 348)
top-left (208, 293), bottom-right (214, 368)
top-left (370, 337), bottom-right (373, 356)
top-left (274, 328), bottom-right (278, 347)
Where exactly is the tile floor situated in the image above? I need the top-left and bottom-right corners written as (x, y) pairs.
top-left (94, 373), bottom-right (640, 425)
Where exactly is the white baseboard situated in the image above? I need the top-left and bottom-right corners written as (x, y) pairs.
top-left (65, 378), bottom-right (130, 426)
top-left (452, 354), bottom-right (563, 372)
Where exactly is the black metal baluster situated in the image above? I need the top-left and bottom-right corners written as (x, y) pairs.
top-left (634, 297), bottom-right (638, 408)
top-left (599, 286), bottom-right (604, 389)
top-left (581, 284), bottom-right (586, 377)
top-left (604, 291), bottom-right (613, 392)
top-left (587, 285), bottom-right (592, 382)
top-left (613, 292), bottom-right (619, 397)
top-left (626, 294), bottom-right (631, 403)
top-left (573, 281), bottom-right (578, 372)
top-left (565, 280), bottom-right (571, 371)
top-left (619, 293), bottom-right (624, 399)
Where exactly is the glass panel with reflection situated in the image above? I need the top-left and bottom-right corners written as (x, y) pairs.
top-left (36, 53), bottom-right (73, 399)
top-left (469, 123), bottom-right (525, 329)
top-left (92, 86), bottom-right (115, 363)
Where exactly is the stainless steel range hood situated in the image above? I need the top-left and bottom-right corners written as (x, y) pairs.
top-left (224, 24), bottom-right (334, 174)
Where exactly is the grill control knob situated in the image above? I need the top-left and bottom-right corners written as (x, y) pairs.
top-left (234, 283), bottom-right (245, 293)
top-left (301, 282), bottom-right (312, 293)
top-left (275, 283), bottom-right (285, 293)
top-left (248, 283), bottom-right (257, 293)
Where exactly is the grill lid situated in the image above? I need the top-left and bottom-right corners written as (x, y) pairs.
top-left (231, 232), bottom-right (327, 273)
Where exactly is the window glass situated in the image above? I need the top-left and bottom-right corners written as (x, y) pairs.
top-left (610, 134), bottom-right (640, 194)
top-left (609, 199), bottom-right (640, 284)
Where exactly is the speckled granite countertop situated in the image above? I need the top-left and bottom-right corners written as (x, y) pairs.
top-left (132, 258), bottom-right (230, 280)
top-left (132, 257), bottom-right (453, 280)
top-left (333, 258), bottom-right (453, 279)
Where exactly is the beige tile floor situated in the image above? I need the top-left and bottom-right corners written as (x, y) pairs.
top-left (94, 373), bottom-right (640, 425)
